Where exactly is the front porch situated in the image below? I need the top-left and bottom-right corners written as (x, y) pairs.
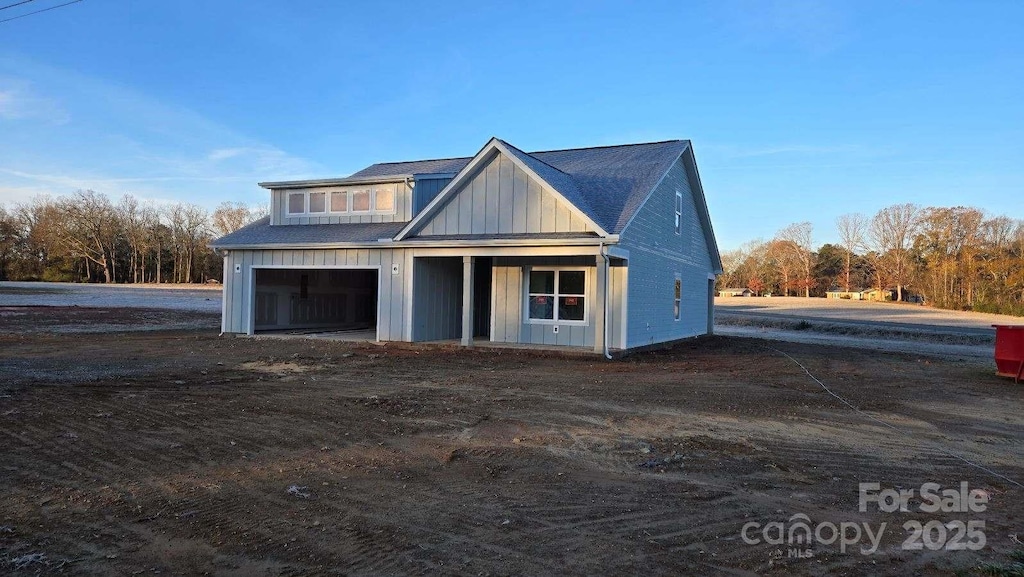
top-left (408, 245), bottom-right (628, 354)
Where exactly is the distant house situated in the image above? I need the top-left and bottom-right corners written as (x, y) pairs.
top-left (718, 288), bottom-right (753, 297)
top-left (826, 289), bottom-right (866, 300)
top-left (862, 288), bottom-right (894, 302)
top-left (211, 137), bottom-right (723, 354)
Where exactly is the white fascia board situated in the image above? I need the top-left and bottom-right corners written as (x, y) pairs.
top-left (259, 175), bottom-right (411, 189)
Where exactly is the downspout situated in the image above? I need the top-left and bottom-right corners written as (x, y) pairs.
top-left (600, 243), bottom-right (612, 360)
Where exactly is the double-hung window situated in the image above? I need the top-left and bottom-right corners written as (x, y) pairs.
top-left (527, 269), bottom-right (587, 324)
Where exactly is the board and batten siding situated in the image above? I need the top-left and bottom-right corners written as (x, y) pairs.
top-left (411, 257), bottom-right (463, 342)
top-left (270, 182), bottom-right (413, 225)
top-left (411, 177), bottom-right (453, 216)
top-left (489, 256), bottom-right (626, 349)
top-left (222, 248), bottom-right (409, 340)
top-left (415, 152), bottom-right (593, 236)
top-left (619, 156), bottom-right (714, 348)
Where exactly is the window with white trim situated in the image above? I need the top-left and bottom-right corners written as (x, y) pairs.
top-left (287, 192), bottom-right (305, 214)
top-left (674, 191), bottom-right (683, 235)
top-left (308, 191), bottom-right (327, 214)
top-left (284, 186), bottom-right (398, 216)
top-left (374, 186), bottom-right (395, 212)
top-left (674, 274), bottom-right (682, 320)
top-left (527, 269), bottom-right (587, 324)
top-left (330, 190), bottom-right (348, 212)
top-left (351, 189), bottom-right (370, 212)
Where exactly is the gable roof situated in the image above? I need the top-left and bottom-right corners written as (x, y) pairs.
top-left (355, 139), bottom-right (690, 235)
top-left (396, 138), bottom-right (611, 240)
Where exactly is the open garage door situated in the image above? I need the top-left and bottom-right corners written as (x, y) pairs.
top-left (252, 268), bottom-right (378, 338)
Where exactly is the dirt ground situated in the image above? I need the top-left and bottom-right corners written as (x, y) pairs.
top-left (1, 308), bottom-right (1022, 576)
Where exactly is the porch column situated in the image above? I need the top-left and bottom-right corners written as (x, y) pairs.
top-left (461, 256), bottom-right (475, 347)
top-left (593, 253), bottom-right (607, 354)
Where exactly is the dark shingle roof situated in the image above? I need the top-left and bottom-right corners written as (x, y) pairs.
top-left (212, 217), bottom-right (405, 248)
top-left (350, 139), bottom-right (690, 234)
top-left (349, 157), bottom-right (471, 178)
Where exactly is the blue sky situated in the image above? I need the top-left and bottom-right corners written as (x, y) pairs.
top-left (0, 0), bottom-right (1021, 249)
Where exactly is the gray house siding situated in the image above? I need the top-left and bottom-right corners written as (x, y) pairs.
top-left (411, 257), bottom-right (463, 342)
top-left (416, 152), bottom-right (593, 236)
top-left (488, 256), bottom-right (625, 349)
top-left (269, 182), bottom-right (413, 225)
top-left (619, 157), bottom-right (713, 348)
top-left (411, 177), bottom-right (453, 216)
top-left (222, 247), bottom-right (409, 340)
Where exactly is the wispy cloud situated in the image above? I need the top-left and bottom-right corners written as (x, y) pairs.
top-left (0, 56), bottom-right (324, 208)
top-left (0, 77), bottom-right (70, 124)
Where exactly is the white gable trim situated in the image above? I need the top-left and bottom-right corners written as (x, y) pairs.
top-left (394, 138), bottom-right (609, 240)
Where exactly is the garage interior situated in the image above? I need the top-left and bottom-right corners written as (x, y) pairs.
top-left (253, 268), bottom-right (378, 337)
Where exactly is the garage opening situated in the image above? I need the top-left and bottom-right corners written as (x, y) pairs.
top-left (253, 268), bottom-right (378, 338)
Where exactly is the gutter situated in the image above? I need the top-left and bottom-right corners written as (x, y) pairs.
top-left (258, 175), bottom-right (413, 189)
top-left (600, 242), bottom-right (612, 360)
top-left (211, 235), bottom-right (620, 251)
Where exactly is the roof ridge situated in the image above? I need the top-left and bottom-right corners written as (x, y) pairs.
top-left (496, 138), bottom-right (573, 177)
top-left (528, 139), bottom-right (686, 155)
top-left (363, 155), bottom-right (472, 167)
top-left (355, 139), bottom-right (688, 172)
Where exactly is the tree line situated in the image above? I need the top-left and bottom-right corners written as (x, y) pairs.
top-left (0, 190), bottom-right (265, 284)
top-left (718, 204), bottom-right (1024, 316)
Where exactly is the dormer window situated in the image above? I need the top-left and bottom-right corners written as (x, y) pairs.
top-left (330, 191), bottom-right (348, 212)
top-left (308, 192), bottom-right (327, 213)
top-left (287, 192), bottom-right (305, 214)
top-left (283, 186), bottom-right (397, 216)
top-left (351, 190), bottom-right (370, 212)
top-left (374, 187), bottom-right (395, 212)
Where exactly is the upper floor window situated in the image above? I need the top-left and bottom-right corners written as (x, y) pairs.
top-left (526, 268), bottom-right (587, 324)
top-left (375, 187), bottom-right (395, 212)
top-left (675, 191), bottom-right (683, 235)
top-left (285, 186), bottom-right (398, 216)
top-left (288, 192), bottom-right (305, 214)
top-left (351, 190), bottom-right (371, 212)
top-left (308, 191), bottom-right (326, 214)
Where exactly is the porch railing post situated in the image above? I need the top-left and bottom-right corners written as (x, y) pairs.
top-left (461, 256), bottom-right (475, 347)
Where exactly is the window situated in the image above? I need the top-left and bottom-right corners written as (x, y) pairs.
top-left (308, 191), bottom-right (326, 213)
top-left (288, 192), bottom-right (305, 214)
top-left (675, 191), bottom-right (683, 235)
top-left (330, 191), bottom-right (348, 212)
top-left (527, 269), bottom-right (587, 324)
top-left (351, 190), bottom-right (370, 212)
top-left (374, 186), bottom-right (395, 212)
top-left (674, 274), bottom-right (682, 321)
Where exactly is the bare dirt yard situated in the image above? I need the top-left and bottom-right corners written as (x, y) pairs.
top-left (1, 308), bottom-right (1022, 576)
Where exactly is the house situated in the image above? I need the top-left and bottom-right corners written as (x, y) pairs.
top-left (826, 289), bottom-right (866, 300)
top-left (718, 288), bottom-right (753, 297)
top-left (211, 137), bottom-right (722, 354)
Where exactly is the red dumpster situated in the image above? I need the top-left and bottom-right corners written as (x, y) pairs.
top-left (993, 325), bottom-right (1024, 383)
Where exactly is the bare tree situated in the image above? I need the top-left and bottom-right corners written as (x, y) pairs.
top-left (835, 213), bottom-right (868, 292)
top-left (211, 201), bottom-right (253, 237)
top-left (51, 191), bottom-right (119, 283)
top-left (775, 222), bottom-right (815, 297)
top-left (165, 203), bottom-right (210, 283)
top-left (870, 203), bottom-right (921, 302)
